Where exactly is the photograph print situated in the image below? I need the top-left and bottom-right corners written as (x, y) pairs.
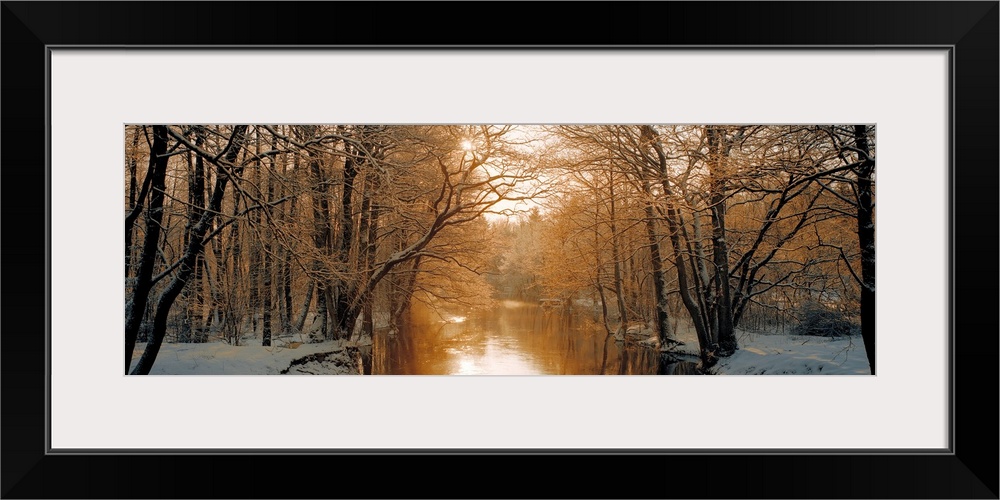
top-left (125, 124), bottom-right (875, 375)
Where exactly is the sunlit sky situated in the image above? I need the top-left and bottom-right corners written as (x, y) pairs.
top-left (477, 125), bottom-right (549, 224)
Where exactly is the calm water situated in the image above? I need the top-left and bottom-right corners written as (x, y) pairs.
top-left (367, 301), bottom-right (661, 375)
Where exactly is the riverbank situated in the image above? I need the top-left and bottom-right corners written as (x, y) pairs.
top-left (713, 330), bottom-right (870, 375)
top-left (627, 322), bottom-right (870, 375)
top-left (128, 324), bottom-right (869, 375)
top-left (128, 340), bottom-right (359, 375)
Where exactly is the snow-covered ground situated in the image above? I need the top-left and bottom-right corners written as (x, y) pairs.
top-left (645, 319), bottom-right (869, 375)
top-left (128, 340), bottom-right (358, 375)
top-left (713, 330), bottom-right (870, 375)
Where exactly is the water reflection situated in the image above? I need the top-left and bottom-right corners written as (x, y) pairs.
top-left (370, 301), bottom-right (661, 375)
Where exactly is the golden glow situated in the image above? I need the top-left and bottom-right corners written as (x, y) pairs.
top-left (461, 139), bottom-right (474, 151)
top-left (456, 358), bottom-right (479, 374)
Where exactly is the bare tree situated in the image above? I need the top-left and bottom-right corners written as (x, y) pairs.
top-left (130, 125), bottom-right (248, 374)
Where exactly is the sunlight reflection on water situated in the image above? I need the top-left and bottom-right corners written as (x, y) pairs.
top-left (373, 302), bottom-right (659, 375)
top-left (452, 337), bottom-right (543, 375)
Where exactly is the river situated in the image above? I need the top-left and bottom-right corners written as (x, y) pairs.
top-left (365, 300), bottom-right (663, 375)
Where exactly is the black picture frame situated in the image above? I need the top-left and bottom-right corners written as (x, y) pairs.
top-left (2, 2), bottom-right (996, 498)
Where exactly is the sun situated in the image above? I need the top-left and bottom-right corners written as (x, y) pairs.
top-left (460, 139), bottom-right (474, 151)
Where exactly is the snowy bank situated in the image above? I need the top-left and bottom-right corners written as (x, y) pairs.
top-left (626, 321), bottom-right (869, 375)
top-left (128, 340), bottom-right (359, 375)
top-left (713, 331), bottom-right (869, 375)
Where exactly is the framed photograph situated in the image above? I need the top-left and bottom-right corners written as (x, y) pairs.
top-left (3, 2), bottom-right (996, 498)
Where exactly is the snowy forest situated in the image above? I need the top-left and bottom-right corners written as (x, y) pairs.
top-left (125, 125), bottom-right (875, 375)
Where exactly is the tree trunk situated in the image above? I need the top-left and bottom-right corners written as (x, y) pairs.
top-left (314, 279), bottom-right (329, 338)
top-left (677, 210), bottom-right (713, 345)
top-left (642, 184), bottom-right (672, 347)
top-left (334, 142), bottom-right (359, 338)
top-left (182, 127), bottom-right (207, 343)
top-left (281, 234), bottom-right (294, 331)
top-left (682, 207), bottom-right (714, 343)
top-left (262, 131), bottom-right (274, 347)
top-left (248, 128), bottom-right (262, 335)
top-left (358, 189), bottom-right (375, 340)
top-left (665, 202), bottom-right (712, 362)
top-left (294, 280), bottom-right (314, 332)
top-left (597, 278), bottom-right (614, 375)
top-left (594, 191), bottom-right (616, 375)
top-left (229, 175), bottom-right (243, 345)
top-left (640, 126), bottom-right (711, 362)
top-left (348, 135), bottom-right (386, 343)
top-left (710, 200), bottom-right (735, 354)
top-left (707, 126), bottom-right (736, 356)
top-left (854, 125), bottom-right (876, 374)
top-left (207, 218), bottom-right (225, 335)
top-left (127, 126), bottom-right (141, 209)
top-left (124, 124), bottom-right (143, 279)
top-left (124, 125), bottom-right (169, 374)
top-left (281, 148), bottom-right (295, 332)
top-left (607, 174), bottom-right (629, 327)
top-left (262, 241), bottom-right (272, 346)
top-left (307, 128), bottom-right (332, 339)
top-left (125, 127), bottom-right (157, 278)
